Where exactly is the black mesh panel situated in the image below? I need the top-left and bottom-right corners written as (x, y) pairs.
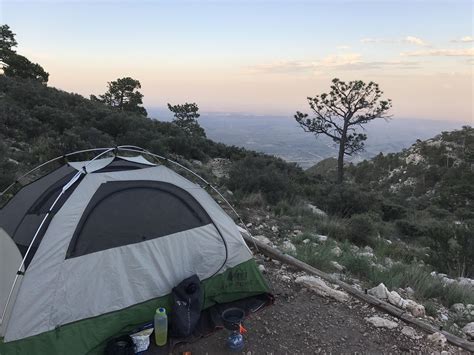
top-left (66, 181), bottom-right (212, 258)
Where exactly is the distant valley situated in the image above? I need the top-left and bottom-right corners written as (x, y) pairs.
top-left (149, 108), bottom-right (466, 169)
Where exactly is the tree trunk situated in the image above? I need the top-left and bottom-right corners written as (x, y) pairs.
top-left (336, 124), bottom-right (348, 184)
top-left (337, 137), bottom-right (345, 184)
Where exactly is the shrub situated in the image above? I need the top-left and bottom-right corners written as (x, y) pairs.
top-left (295, 240), bottom-right (338, 272)
top-left (227, 155), bottom-right (302, 204)
top-left (381, 201), bottom-right (407, 221)
top-left (339, 252), bottom-right (373, 279)
top-left (315, 216), bottom-right (349, 241)
top-left (315, 183), bottom-right (381, 218)
top-left (346, 213), bottom-right (378, 247)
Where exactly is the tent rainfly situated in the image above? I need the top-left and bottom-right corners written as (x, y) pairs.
top-left (0, 147), bottom-right (270, 354)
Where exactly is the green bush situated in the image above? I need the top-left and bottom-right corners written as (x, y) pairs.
top-left (295, 240), bottom-right (338, 272)
top-left (315, 216), bottom-right (349, 241)
top-left (346, 213), bottom-right (378, 247)
top-left (227, 155), bottom-right (302, 204)
top-left (381, 201), bottom-right (407, 221)
top-left (315, 183), bottom-right (381, 218)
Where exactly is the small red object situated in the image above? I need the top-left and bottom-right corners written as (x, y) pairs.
top-left (239, 323), bottom-right (247, 334)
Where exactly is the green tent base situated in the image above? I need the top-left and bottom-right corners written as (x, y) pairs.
top-left (0, 259), bottom-right (269, 355)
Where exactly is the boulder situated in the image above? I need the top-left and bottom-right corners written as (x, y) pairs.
top-left (271, 225), bottom-right (279, 233)
top-left (295, 276), bottom-right (350, 303)
top-left (462, 322), bottom-right (474, 340)
top-left (387, 291), bottom-right (407, 309)
top-left (368, 283), bottom-right (389, 300)
top-left (315, 234), bottom-right (328, 242)
top-left (365, 316), bottom-right (398, 329)
top-left (358, 251), bottom-right (374, 258)
top-left (331, 246), bottom-right (342, 257)
top-left (406, 299), bottom-right (426, 317)
top-left (330, 261), bottom-right (345, 272)
top-left (458, 277), bottom-right (474, 287)
top-left (292, 229), bottom-right (303, 237)
top-left (427, 332), bottom-right (447, 347)
top-left (253, 235), bottom-right (272, 245)
top-left (405, 287), bottom-right (415, 297)
top-left (384, 257), bottom-right (394, 268)
top-left (450, 303), bottom-right (465, 313)
top-left (438, 313), bottom-right (449, 322)
top-left (401, 326), bottom-right (422, 340)
top-left (350, 245), bottom-right (360, 252)
top-left (282, 240), bottom-right (297, 253)
top-left (363, 246), bottom-right (374, 253)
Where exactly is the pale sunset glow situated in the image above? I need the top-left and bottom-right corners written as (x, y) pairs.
top-left (0, 0), bottom-right (472, 122)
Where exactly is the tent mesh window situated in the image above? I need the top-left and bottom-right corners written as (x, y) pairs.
top-left (66, 181), bottom-right (213, 258)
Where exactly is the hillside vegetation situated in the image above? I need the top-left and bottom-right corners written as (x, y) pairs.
top-left (1, 76), bottom-right (473, 335)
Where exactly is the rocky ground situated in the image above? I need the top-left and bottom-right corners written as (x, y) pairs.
top-left (171, 259), bottom-right (465, 354)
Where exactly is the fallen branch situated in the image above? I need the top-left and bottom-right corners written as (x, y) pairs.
top-left (243, 234), bottom-right (474, 352)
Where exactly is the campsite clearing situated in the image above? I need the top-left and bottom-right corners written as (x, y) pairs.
top-left (171, 260), bottom-right (462, 354)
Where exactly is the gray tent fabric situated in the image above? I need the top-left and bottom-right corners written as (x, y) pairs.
top-left (0, 228), bottom-right (23, 337)
top-left (67, 155), bottom-right (155, 173)
top-left (0, 165), bottom-right (75, 239)
top-left (2, 159), bottom-right (253, 342)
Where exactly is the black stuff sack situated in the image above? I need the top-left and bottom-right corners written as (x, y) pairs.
top-left (169, 274), bottom-right (203, 338)
top-left (104, 334), bottom-right (135, 355)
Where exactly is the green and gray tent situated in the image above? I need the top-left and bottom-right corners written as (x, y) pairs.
top-left (0, 148), bottom-right (269, 354)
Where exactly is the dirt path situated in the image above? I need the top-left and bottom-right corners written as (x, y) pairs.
top-left (170, 259), bottom-right (464, 354)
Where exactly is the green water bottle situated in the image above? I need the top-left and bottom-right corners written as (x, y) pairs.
top-left (154, 307), bottom-right (168, 346)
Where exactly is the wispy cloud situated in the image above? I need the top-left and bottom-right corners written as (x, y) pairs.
top-left (336, 45), bottom-right (351, 50)
top-left (404, 36), bottom-right (429, 46)
top-left (248, 53), bottom-right (421, 74)
top-left (451, 36), bottom-right (474, 43)
top-left (401, 48), bottom-right (474, 57)
top-left (361, 36), bottom-right (429, 46)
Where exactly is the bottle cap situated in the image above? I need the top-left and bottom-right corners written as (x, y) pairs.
top-left (156, 307), bottom-right (166, 314)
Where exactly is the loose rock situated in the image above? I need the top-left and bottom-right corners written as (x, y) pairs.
top-left (315, 234), bottom-right (328, 242)
top-left (295, 275), bottom-right (350, 303)
top-left (450, 303), bottom-right (465, 313)
top-left (254, 235), bottom-right (272, 245)
top-left (368, 283), bottom-right (389, 300)
top-left (282, 240), bottom-right (297, 253)
top-left (405, 299), bottom-right (426, 317)
top-left (427, 332), bottom-right (447, 347)
top-left (462, 322), bottom-right (474, 340)
top-left (331, 246), bottom-right (342, 257)
top-left (365, 316), bottom-right (398, 329)
top-left (330, 261), bottom-right (345, 272)
top-left (401, 326), bottom-right (422, 340)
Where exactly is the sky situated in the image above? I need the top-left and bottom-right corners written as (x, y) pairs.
top-left (1, 0), bottom-right (473, 122)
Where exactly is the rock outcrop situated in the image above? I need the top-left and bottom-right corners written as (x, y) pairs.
top-left (295, 275), bottom-right (350, 303)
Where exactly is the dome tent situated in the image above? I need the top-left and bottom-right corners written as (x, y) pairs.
top-left (0, 146), bottom-right (270, 354)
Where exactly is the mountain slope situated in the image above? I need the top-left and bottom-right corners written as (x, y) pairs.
top-left (348, 127), bottom-right (474, 220)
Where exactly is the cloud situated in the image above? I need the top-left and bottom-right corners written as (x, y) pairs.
top-left (248, 53), bottom-right (421, 74)
top-left (361, 36), bottom-right (429, 46)
top-left (451, 36), bottom-right (474, 43)
top-left (336, 45), bottom-right (351, 50)
top-left (404, 36), bottom-right (429, 46)
top-left (401, 48), bottom-right (474, 57)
